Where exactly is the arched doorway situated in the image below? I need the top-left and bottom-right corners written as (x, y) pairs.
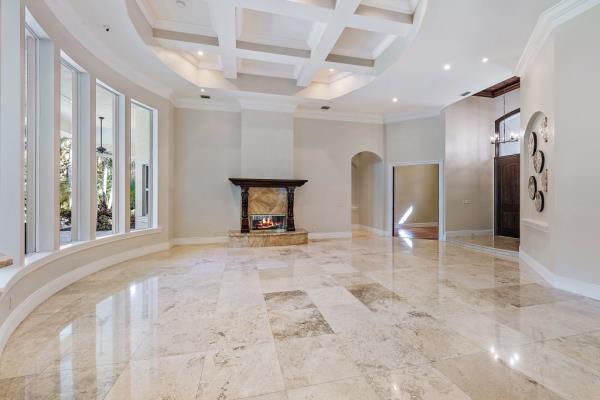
top-left (351, 151), bottom-right (384, 237)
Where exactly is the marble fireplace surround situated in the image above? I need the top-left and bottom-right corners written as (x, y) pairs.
top-left (229, 178), bottom-right (308, 234)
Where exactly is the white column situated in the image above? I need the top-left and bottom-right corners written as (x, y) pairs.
top-left (117, 95), bottom-right (131, 233)
top-left (36, 40), bottom-right (60, 252)
top-left (77, 73), bottom-right (96, 241)
top-left (0, 0), bottom-right (24, 265)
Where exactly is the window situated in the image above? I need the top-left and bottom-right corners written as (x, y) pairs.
top-left (130, 102), bottom-right (154, 230)
top-left (24, 26), bottom-right (38, 253)
top-left (95, 83), bottom-right (118, 237)
top-left (59, 62), bottom-right (78, 245)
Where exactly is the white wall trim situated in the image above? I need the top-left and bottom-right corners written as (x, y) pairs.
top-left (522, 218), bottom-right (550, 233)
top-left (398, 222), bottom-right (438, 228)
top-left (384, 109), bottom-right (442, 124)
top-left (175, 98), bottom-right (241, 112)
top-left (515, 0), bottom-right (600, 76)
top-left (0, 240), bottom-right (172, 354)
top-left (172, 236), bottom-right (229, 245)
top-left (520, 249), bottom-right (600, 300)
top-left (352, 224), bottom-right (387, 236)
top-left (295, 109), bottom-right (384, 124)
top-left (445, 229), bottom-right (494, 237)
top-left (0, 228), bottom-right (164, 293)
top-left (308, 231), bottom-right (352, 240)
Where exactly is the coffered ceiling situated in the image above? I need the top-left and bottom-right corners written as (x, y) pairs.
top-left (46, 0), bottom-right (561, 119)
top-left (136, 0), bottom-right (425, 94)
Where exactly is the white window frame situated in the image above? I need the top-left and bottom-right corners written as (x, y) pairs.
top-left (24, 24), bottom-right (39, 254)
top-left (59, 59), bottom-right (80, 246)
top-left (130, 100), bottom-right (156, 230)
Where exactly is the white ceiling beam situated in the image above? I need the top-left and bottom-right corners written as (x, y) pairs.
top-left (348, 13), bottom-right (413, 36)
top-left (297, 0), bottom-right (362, 87)
top-left (207, 0), bottom-right (238, 79)
top-left (233, 0), bottom-right (334, 22)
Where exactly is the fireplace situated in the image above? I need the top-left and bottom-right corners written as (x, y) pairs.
top-left (251, 214), bottom-right (286, 231)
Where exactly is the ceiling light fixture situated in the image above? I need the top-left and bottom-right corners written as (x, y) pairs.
top-left (176, 0), bottom-right (186, 8)
top-left (482, 57), bottom-right (489, 63)
top-left (328, 68), bottom-right (335, 72)
top-left (443, 64), bottom-right (451, 71)
top-left (392, 97), bottom-right (398, 103)
top-left (200, 88), bottom-right (206, 93)
top-left (197, 50), bottom-right (204, 56)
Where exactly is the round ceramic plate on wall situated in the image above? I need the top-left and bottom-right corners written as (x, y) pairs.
top-left (535, 191), bottom-right (545, 212)
top-left (528, 176), bottom-right (537, 199)
top-left (533, 150), bottom-right (545, 173)
top-left (528, 131), bottom-right (538, 156)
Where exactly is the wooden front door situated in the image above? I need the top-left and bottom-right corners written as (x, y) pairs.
top-left (495, 154), bottom-right (520, 238)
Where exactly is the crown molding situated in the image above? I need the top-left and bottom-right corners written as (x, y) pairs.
top-left (294, 109), bottom-right (384, 124)
top-left (515, 0), bottom-right (600, 76)
top-left (174, 98), bottom-right (241, 112)
top-left (237, 95), bottom-right (300, 113)
top-left (384, 109), bottom-right (441, 123)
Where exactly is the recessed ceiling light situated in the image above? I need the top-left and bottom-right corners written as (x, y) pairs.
top-left (392, 97), bottom-right (398, 103)
top-left (197, 50), bottom-right (204, 56)
top-left (176, 0), bottom-right (186, 8)
top-left (200, 88), bottom-right (206, 93)
top-left (443, 64), bottom-right (451, 71)
top-left (328, 68), bottom-right (335, 72)
top-left (482, 57), bottom-right (489, 63)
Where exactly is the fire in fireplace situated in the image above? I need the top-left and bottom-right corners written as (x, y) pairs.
top-left (251, 214), bottom-right (286, 231)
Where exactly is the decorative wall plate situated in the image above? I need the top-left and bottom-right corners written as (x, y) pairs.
top-left (535, 191), bottom-right (545, 212)
top-left (541, 117), bottom-right (550, 142)
top-left (533, 150), bottom-right (545, 173)
top-left (542, 169), bottom-right (549, 192)
top-left (528, 176), bottom-right (537, 200)
top-left (528, 132), bottom-right (538, 156)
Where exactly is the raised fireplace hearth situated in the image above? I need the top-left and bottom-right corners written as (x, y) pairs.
top-left (229, 178), bottom-right (308, 247)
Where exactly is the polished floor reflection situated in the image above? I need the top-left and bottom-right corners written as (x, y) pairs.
top-left (448, 234), bottom-right (520, 253)
top-left (2, 237), bottom-right (600, 399)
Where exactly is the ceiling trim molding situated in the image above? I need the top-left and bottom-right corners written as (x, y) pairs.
top-left (474, 77), bottom-right (520, 98)
top-left (515, 0), bottom-right (600, 76)
top-left (383, 109), bottom-right (441, 124)
top-left (238, 97), bottom-right (300, 113)
top-left (174, 98), bottom-right (241, 112)
top-left (295, 109), bottom-right (384, 124)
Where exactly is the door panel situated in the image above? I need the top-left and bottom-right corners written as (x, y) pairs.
top-left (495, 155), bottom-right (520, 238)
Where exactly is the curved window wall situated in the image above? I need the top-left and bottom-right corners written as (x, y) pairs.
top-left (0, 7), bottom-right (159, 266)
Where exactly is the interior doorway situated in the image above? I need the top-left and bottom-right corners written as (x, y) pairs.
top-left (494, 109), bottom-right (521, 238)
top-left (351, 152), bottom-right (385, 237)
top-left (392, 164), bottom-right (440, 240)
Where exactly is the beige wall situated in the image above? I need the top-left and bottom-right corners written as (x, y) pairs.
top-left (393, 164), bottom-right (439, 226)
top-left (383, 115), bottom-right (445, 234)
top-left (173, 108), bottom-right (241, 238)
top-left (444, 96), bottom-right (495, 233)
top-left (552, 6), bottom-right (600, 285)
top-left (294, 118), bottom-right (384, 234)
top-left (241, 110), bottom-right (294, 179)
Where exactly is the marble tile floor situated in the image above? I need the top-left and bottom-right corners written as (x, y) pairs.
top-left (448, 234), bottom-right (520, 253)
top-left (1, 236), bottom-right (600, 399)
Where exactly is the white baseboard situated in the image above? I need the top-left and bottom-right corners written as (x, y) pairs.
top-left (398, 222), bottom-right (438, 228)
top-left (445, 229), bottom-right (493, 237)
top-left (352, 225), bottom-right (387, 236)
top-left (520, 250), bottom-right (600, 300)
top-left (309, 231), bottom-right (352, 240)
top-left (172, 236), bottom-right (229, 245)
top-left (0, 241), bottom-right (171, 354)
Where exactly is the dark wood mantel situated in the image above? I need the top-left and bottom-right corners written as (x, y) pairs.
top-left (229, 178), bottom-right (308, 233)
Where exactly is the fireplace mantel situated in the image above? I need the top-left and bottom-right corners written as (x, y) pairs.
top-left (229, 178), bottom-right (308, 188)
top-left (229, 178), bottom-right (308, 233)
